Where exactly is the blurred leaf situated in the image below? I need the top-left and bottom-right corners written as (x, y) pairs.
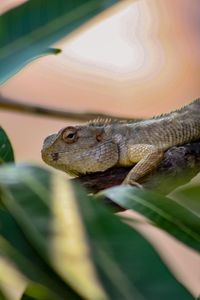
top-left (0, 166), bottom-right (108, 300)
top-left (173, 185), bottom-right (200, 217)
top-left (102, 186), bottom-right (200, 253)
top-left (0, 0), bottom-right (119, 84)
top-left (0, 127), bottom-right (14, 163)
top-left (0, 48), bottom-right (61, 84)
top-left (0, 164), bottom-right (194, 300)
top-left (0, 288), bottom-right (9, 300)
top-left (21, 282), bottom-right (58, 300)
top-left (0, 254), bottom-right (27, 300)
top-left (0, 209), bottom-right (82, 300)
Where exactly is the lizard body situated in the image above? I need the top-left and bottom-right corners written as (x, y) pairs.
top-left (41, 98), bottom-right (200, 184)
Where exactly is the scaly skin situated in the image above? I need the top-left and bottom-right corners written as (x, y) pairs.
top-left (41, 98), bottom-right (200, 185)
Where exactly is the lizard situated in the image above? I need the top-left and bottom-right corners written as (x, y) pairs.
top-left (41, 98), bottom-right (200, 185)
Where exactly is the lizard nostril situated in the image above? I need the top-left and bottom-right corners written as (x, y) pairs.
top-left (51, 153), bottom-right (59, 161)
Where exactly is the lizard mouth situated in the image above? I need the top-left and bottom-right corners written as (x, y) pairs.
top-left (51, 152), bottom-right (59, 161)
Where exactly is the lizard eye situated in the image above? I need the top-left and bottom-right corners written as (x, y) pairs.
top-left (62, 127), bottom-right (78, 144)
top-left (67, 133), bottom-right (75, 139)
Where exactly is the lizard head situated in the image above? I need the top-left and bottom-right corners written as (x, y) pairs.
top-left (41, 125), bottom-right (119, 176)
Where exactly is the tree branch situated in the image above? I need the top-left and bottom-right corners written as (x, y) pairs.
top-left (0, 94), bottom-right (141, 122)
top-left (73, 140), bottom-right (200, 209)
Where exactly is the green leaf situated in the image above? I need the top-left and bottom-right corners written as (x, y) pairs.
top-left (0, 166), bottom-right (108, 300)
top-left (0, 0), bottom-right (119, 84)
top-left (0, 209), bottom-right (82, 300)
top-left (0, 254), bottom-right (27, 300)
top-left (21, 282), bottom-right (59, 300)
top-left (0, 288), bottom-right (9, 300)
top-left (0, 127), bottom-right (14, 163)
top-left (0, 164), bottom-right (194, 300)
top-left (102, 186), bottom-right (200, 253)
top-left (1, 48), bottom-right (61, 84)
top-left (173, 185), bottom-right (200, 217)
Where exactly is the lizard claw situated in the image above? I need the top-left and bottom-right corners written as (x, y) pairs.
top-left (130, 181), bottom-right (143, 189)
top-left (122, 179), bottom-right (143, 189)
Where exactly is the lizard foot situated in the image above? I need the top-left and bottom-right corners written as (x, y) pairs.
top-left (122, 179), bottom-right (143, 189)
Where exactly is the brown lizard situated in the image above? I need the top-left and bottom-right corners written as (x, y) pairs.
top-left (41, 98), bottom-right (200, 185)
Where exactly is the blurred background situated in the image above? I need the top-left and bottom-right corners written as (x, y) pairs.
top-left (1, 0), bottom-right (200, 163)
top-left (1, 0), bottom-right (200, 297)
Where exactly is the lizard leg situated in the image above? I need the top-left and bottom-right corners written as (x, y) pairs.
top-left (123, 144), bottom-right (164, 185)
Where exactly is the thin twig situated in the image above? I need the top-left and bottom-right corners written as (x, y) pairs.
top-left (0, 94), bottom-right (141, 122)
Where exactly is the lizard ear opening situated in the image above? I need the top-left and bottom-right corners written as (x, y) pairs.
top-left (96, 133), bottom-right (103, 142)
top-left (62, 127), bottom-right (78, 144)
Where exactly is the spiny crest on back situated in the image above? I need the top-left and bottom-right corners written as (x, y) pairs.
top-left (88, 117), bottom-right (113, 127)
top-left (88, 98), bottom-right (200, 126)
top-left (151, 98), bottom-right (200, 120)
top-left (88, 117), bottom-right (142, 127)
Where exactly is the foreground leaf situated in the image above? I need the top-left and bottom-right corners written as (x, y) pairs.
top-left (0, 164), bottom-right (194, 300)
top-left (21, 282), bottom-right (58, 300)
top-left (0, 127), bottom-right (14, 163)
top-left (0, 0), bottom-right (119, 84)
top-left (102, 186), bottom-right (200, 253)
top-left (0, 48), bottom-right (61, 84)
top-left (0, 166), bottom-right (108, 300)
top-left (0, 254), bottom-right (27, 300)
top-left (0, 209), bottom-right (82, 300)
top-left (0, 288), bottom-right (9, 300)
top-left (173, 185), bottom-right (200, 217)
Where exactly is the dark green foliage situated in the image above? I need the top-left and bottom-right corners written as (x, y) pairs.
top-left (174, 185), bottom-right (200, 217)
top-left (0, 127), bottom-right (14, 163)
top-left (0, 209), bottom-right (82, 300)
top-left (21, 283), bottom-right (59, 300)
top-left (0, 163), bottom-right (195, 300)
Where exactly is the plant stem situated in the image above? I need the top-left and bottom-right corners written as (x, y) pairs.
top-left (0, 94), bottom-right (139, 122)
